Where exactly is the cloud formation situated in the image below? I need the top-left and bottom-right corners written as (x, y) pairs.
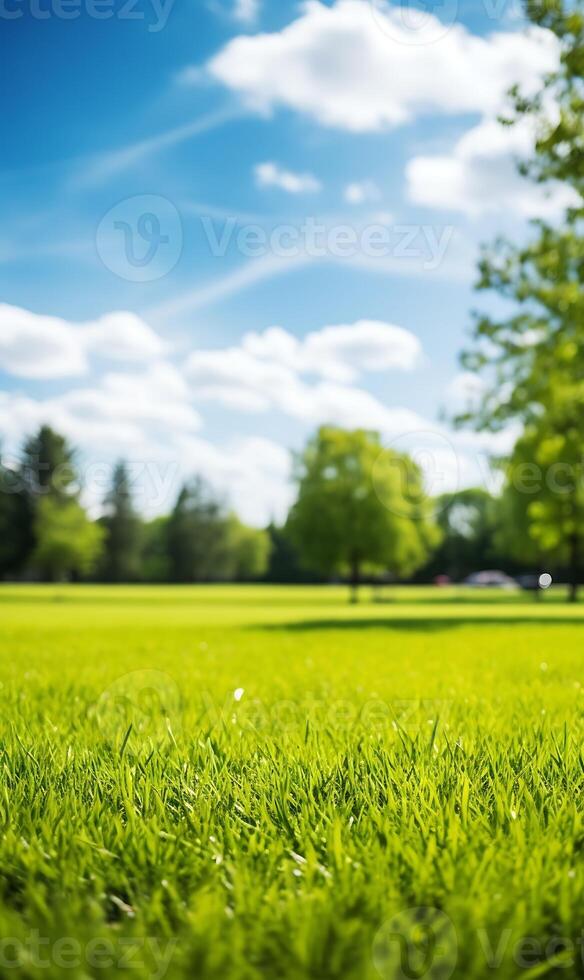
top-left (0, 305), bottom-right (164, 379)
top-left (344, 180), bottom-right (381, 205)
top-left (407, 116), bottom-right (579, 217)
top-left (185, 320), bottom-right (424, 433)
top-left (233, 0), bottom-right (260, 24)
top-left (0, 306), bottom-right (513, 524)
top-left (254, 161), bottom-right (322, 194)
top-left (207, 0), bottom-right (558, 132)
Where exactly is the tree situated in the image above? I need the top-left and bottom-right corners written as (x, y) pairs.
top-left (264, 523), bottom-right (321, 583)
top-left (495, 419), bottom-right (584, 596)
top-left (100, 462), bottom-right (142, 582)
top-left (457, 0), bottom-right (584, 599)
top-left (33, 498), bottom-right (104, 582)
top-left (20, 425), bottom-right (78, 502)
top-left (167, 479), bottom-right (231, 582)
top-left (424, 488), bottom-right (501, 582)
top-left (224, 516), bottom-right (271, 580)
top-left (0, 451), bottom-right (34, 578)
top-left (141, 517), bottom-right (171, 582)
top-left (286, 427), bottom-right (440, 601)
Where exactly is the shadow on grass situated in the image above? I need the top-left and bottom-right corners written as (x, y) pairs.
top-left (254, 615), bottom-right (584, 632)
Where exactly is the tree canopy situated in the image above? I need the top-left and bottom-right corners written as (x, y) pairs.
top-left (286, 426), bottom-right (440, 600)
top-left (457, 0), bottom-right (584, 597)
top-left (100, 462), bottom-right (142, 583)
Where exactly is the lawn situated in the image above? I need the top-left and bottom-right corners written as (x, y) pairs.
top-left (1, 584), bottom-right (584, 979)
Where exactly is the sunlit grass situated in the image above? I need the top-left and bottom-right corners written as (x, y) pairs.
top-left (1, 585), bottom-right (584, 978)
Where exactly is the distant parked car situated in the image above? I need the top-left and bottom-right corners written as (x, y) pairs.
top-left (464, 570), bottom-right (518, 589)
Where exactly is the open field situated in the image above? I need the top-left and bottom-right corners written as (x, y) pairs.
top-left (1, 585), bottom-right (584, 979)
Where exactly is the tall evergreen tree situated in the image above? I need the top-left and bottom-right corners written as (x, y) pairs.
top-left (0, 450), bottom-right (34, 578)
top-left (100, 462), bottom-right (142, 582)
top-left (20, 425), bottom-right (78, 502)
top-left (167, 478), bottom-right (230, 582)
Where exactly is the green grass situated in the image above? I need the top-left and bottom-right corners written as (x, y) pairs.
top-left (1, 584), bottom-right (584, 979)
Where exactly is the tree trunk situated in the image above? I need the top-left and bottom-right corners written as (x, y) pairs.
top-left (349, 557), bottom-right (360, 604)
top-left (569, 532), bottom-right (579, 603)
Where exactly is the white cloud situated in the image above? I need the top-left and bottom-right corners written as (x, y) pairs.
top-left (83, 312), bottom-right (165, 362)
top-left (0, 384), bottom-right (290, 525)
top-left (407, 116), bottom-right (579, 217)
top-left (254, 161), bottom-right (322, 194)
top-left (233, 0), bottom-right (260, 24)
top-left (0, 304), bottom-right (164, 379)
top-left (243, 320), bottom-right (421, 380)
top-left (185, 320), bottom-right (423, 435)
top-left (298, 320), bottom-right (421, 379)
top-left (207, 0), bottom-right (558, 132)
top-left (447, 371), bottom-right (486, 409)
top-left (176, 433), bottom-right (292, 525)
top-left (0, 305), bottom-right (88, 379)
top-left (0, 362), bottom-right (200, 454)
top-left (187, 320), bottom-right (421, 395)
top-left (344, 180), bottom-right (381, 205)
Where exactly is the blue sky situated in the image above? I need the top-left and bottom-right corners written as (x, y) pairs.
top-left (0, 0), bottom-right (567, 523)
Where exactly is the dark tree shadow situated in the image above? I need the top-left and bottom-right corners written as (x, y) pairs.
top-left (253, 615), bottom-right (584, 633)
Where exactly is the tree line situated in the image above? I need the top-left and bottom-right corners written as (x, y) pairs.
top-left (0, 426), bottom-right (269, 584)
top-left (0, 420), bottom-right (577, 598)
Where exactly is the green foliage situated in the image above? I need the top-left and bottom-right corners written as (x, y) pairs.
top-left (167, 479), bottom-right (235, 582)
top-left (506, 0), bottom-right (584, 198)
top-left (264, 522), bottom-right (320, 582)
top-left (33, 498), bottom-right (105, 581)
top-left (20, 424), bottom-right (78, 501)
top-left (140, 516), bottom-right (171, 583)
top-left (427, 488), bottom-right (500, 581)
top-left (167, 479), bottom-right (271, 583)
top-left (100, 462), bottom-right (142, 582)
top-left (497, 416), bottom-right (584, 567)
top-left (458, 0), bottom-right (584, 597)
top-left (0, 454), bottom-right (34, 577)
top-left (225, 516), bottom-right (271, 580)
top-left (287, 427), bottom-right (440, 597)
top-left (0, 584), bottom-right (584, 978)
